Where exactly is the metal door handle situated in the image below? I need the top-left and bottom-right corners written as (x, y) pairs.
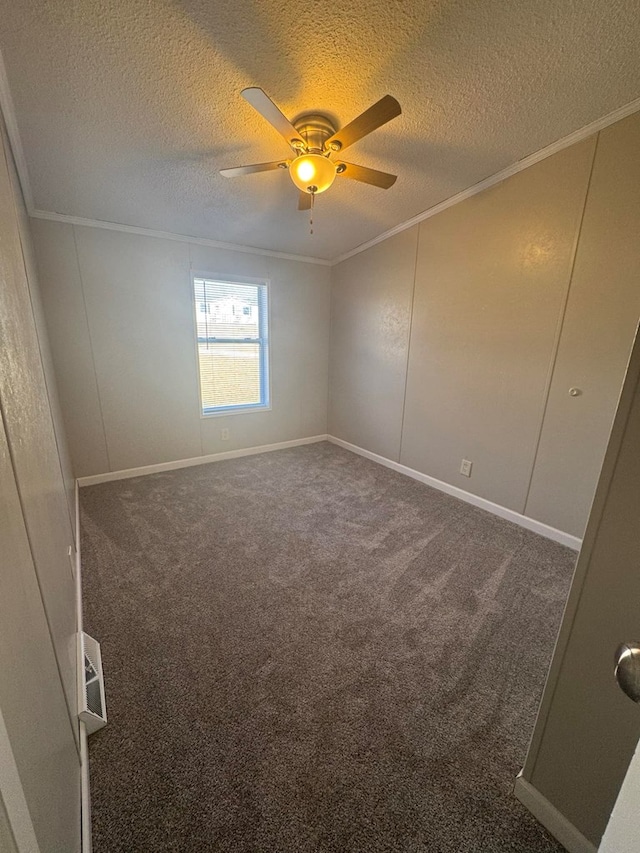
top-left (615, 642), bottom-right (640, 704)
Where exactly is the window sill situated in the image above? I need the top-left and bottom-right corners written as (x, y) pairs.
top-left (200, 404), bottom-right (271, 419)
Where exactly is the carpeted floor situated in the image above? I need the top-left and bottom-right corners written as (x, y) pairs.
top-left (81, 442), bottom-right (573, 852)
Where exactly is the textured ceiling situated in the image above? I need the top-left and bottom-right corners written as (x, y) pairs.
top-left (1, 0), bottom-right (639, 260)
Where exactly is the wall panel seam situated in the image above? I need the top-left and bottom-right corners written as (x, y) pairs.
top-left (321, 263), bottom-right (331, 435)
top-left (397, 226), bottom-right (420, 464)
top-left (0, 707), bottom-right (40, 852)
top-left (71, 225), bottom-right (112, 472)
top-left (327, 247), bottom-right (337, 435)
top-left (522, 133), bottom-right (601, 516)
top-left (0, 142), bottom-right (80, 754)
top-left (0, 388), bottom-right (80, 758)
top-left (5, 137), bottom-right (76, 538)
top-left (524, 355), bottom-right (640, 785)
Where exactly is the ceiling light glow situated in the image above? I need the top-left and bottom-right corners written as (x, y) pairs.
top-left (290, 154), bottom-right (337, 194)
top-left (297, 160), bottom-right (316, 182)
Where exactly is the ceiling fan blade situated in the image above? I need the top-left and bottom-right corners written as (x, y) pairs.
top-left (325, 95), bottom-right (401, 152)
top-left (335, 161), bottom-right (397, 189)
top-left (298, 192), bottom-right (312, 211)
top-left (220, 160), bottom-right (288, 177)
top-left (241, 87), bottom-right (302, 150)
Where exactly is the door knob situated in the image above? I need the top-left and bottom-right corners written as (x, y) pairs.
top-left (614, 642), bottom-right (640, 704)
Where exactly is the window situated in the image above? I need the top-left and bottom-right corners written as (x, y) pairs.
top-left (193, 277), bottom-right (269, 416)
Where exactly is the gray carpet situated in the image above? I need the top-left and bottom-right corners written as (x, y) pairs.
top-left (81, 442), bottom-right (572, 852)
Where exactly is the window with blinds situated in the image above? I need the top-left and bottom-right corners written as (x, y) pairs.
top-left (193, 277), bottom-right (269, 415)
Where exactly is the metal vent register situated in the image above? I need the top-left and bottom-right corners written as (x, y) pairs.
top-left (78, 632), bottom-right (107, 734)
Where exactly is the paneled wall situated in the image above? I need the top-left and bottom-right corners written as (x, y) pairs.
top-left (524, 114), bottom-right (640, 535)
top-left (329, 111), bottom-right (640, 539)
top-left (0, 116), bottom-right (80, 850)
top-left (402, 138), bottom-right (595, 512)
top-left (32, 223), bottom-right (332, 477)
top-left (329, 227), bottom-right (418, 461)
top-left (522, 110), bottom-right (640, 846)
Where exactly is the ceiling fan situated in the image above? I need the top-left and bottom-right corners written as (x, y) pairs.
top-left (220, 88), bottom-right (401, 211)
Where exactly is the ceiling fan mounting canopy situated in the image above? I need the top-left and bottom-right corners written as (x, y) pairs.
top-left (219, 88), bottom-right (401, 210)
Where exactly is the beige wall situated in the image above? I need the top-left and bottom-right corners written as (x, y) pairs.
top-left (329, 111), bottom-right (640, 539)
top-left (35, 113), bottom-right (640, 535)
top-left (33, 223), bottom-right (332, 477)
top-left (328, 227), bottom-right (418, 460)
top-left (520, 111), bottom-right (640, 846)
top-left (8, 155), bottom-right (76, 529)
top-left (402, 138), bottom-right (595, 512)
top-left (13, 93), bottom-right (640, 853)
top-left (0, 116), bottom-right (80, 850)
top-left (524, 113), bottom-right (640, 535)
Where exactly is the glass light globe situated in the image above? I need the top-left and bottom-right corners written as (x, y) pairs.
top-left (289, 154), bottom-right (337, 194)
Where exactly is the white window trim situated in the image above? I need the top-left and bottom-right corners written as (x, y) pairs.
top-left (191, 271), bottom-right (272, 419)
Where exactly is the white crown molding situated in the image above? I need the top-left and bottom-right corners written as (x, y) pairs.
top-left (30, 209), bottom-right (332, 266)
top-left (2, 36), bottom-right (639, 268)
top-left (0, 47), bottom-right (34, 213)
top-left (35, 93), bottom-right (640, 268)
top-left (331, 95), bottom-right (640, 265)
top-left (1, 46), bottom-right (330, 267)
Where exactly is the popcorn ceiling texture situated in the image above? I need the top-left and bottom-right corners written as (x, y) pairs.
top-left (1, 0), bottom-right (639, 259)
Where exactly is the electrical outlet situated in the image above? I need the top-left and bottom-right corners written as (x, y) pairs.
top-left (220, 428), bottom-right (229, 441)
top-left (460, 458), bottom-right (473, 477)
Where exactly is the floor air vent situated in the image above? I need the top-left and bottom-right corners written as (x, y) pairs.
top-left (78, 632), bottom-right (107, 734)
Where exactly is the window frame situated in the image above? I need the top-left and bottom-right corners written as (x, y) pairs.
top-left (191, 271), bottom-right (272, 418)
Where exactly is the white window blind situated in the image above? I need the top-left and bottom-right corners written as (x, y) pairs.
top-left (193, 278), bottom-right (269, 415)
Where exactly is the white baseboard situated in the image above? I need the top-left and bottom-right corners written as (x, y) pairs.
top-left (77, 433), bottom-right (581, 550)
top-left (80, 724), bottom-right (91, 853)
top-left (74, 481), bottom-right (92, 853)
top-left (327, 436), bottom-right (582, 551)
top-left (76, 434), bottom-right (328, 487)
top-left (514, 774), bottom-right (597, 853)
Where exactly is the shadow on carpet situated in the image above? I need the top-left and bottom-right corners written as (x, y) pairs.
top-left (81, 442), bottom-right (573, 852)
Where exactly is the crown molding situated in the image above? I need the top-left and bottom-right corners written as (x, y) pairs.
top-left (29, 209), bottom-right (332, 266)
top-left (2, 37), bottom-right (638, 269)
top-left (0, 47), bottom-right (34, 213)
top-left (331, 95), bottom-right (640, 265)
top-left (1, 45), bottom-right (331, 267)
top-left (1, 46), bottom-right (330, 267)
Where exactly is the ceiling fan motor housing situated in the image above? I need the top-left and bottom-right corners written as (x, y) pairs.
top-left (292, 114), bottom-right (337, 153)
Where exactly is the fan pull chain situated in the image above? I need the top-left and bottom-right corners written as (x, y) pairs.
top-left (310, 190), bottom-right (315, 235)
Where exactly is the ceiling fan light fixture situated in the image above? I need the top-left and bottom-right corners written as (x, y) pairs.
top-left (221, 89), bottom-right (401, 209)
top-left (289, 153), bottom-right (337, 194)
